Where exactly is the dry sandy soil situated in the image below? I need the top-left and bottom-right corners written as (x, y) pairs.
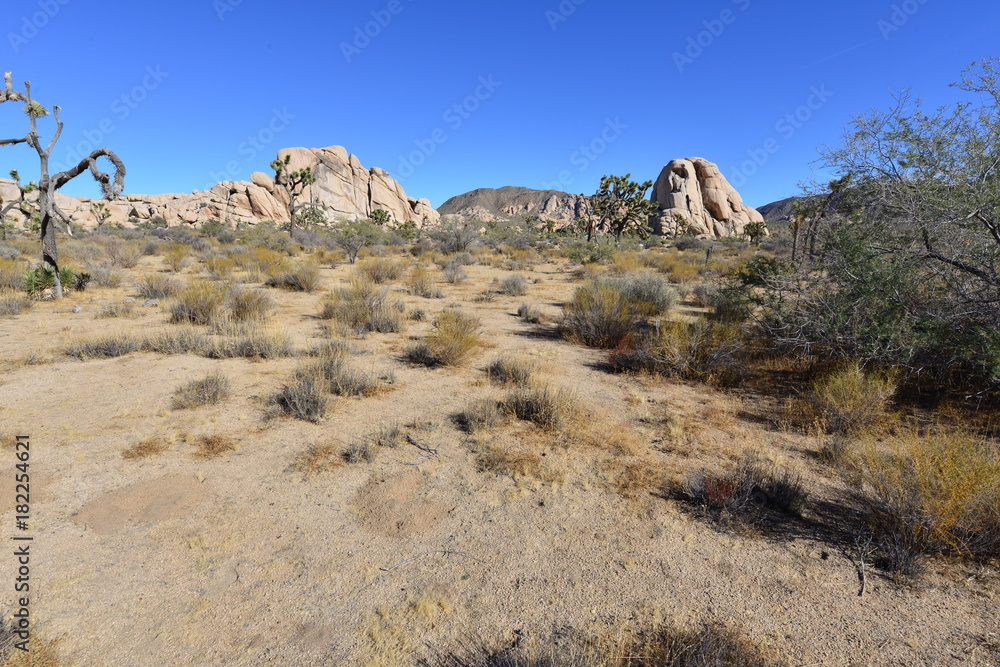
top-left (0, 247), bottom-right (998, 666)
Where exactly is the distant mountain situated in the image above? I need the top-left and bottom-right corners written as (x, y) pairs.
top-left (756, 196), bottom-right (806, 224)
top-left (438, 186), bottom-right (590, 223)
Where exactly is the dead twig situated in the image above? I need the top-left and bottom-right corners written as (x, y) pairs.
top-left (405, 433), bottom-right (438, 455)
top-left (854, 534), bottom-right (873, 597)
top-left (379, 549), bottom-right (483, 572)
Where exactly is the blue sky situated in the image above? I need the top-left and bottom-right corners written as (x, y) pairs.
top-left (2, 0), bottom-right (998, 209)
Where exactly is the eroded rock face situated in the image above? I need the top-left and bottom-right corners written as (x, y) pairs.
top-left (0, 145), bottom-right (438, 230)
top-left (650, 157), bottom-right (764, 238)
top-left (438, 186), bottom-right (590, 225)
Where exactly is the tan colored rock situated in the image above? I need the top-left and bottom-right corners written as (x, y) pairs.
top-left (651, 157), bottom-right (765, 238)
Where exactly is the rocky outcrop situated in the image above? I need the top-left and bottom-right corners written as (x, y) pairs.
top-left (0, 145), bottom-right (438, 230)
top-left (650, 157), bottom-right (765, 238)
top-left (438, 186), bottom-right (590, 225)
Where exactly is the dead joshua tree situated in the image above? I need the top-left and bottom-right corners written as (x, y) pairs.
top-left (0, 72), bottom-right (125, 298)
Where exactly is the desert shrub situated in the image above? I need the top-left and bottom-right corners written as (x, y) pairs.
top-left (290, 444), bottom-right (345, 475)
top-left (163, 245), bottom-right (190, 272)
top-left (372, 422), bottom-right (403, 447)
top-left (560, 282), bottom-right (641, 349)
top-left (172, 372), bottom-right (231, 409)
top-left (843, 426), bottom-right (1000, 575)
top-left (23, 264), bottom-right (74, 295)
top-left (319, 279), bottom-right (404, 333)
top-left (264, 262), bottom-right (322, 292)
top-left (430, 221), bottom-right (481, 253)
top-left (135, 275), bottom-right (180, 299)
top-left (683, 453), bottom-right (808, 525)
top-left (272, 371), bottom-right (329, 423)
top-left (442, 260), bottom-right (467, 284)
top-left (204, 255), bottom-right (237, 280)
top-left (141, 240), bottom-right (161, 256)
top-left (0, 259), bottom-right (24, 291)
top-left (691, 283), bottom-right (719, 308)
top-left (96, 301), bottom-right (135, 319)
top-left (607, 319), bottom-right (742, 383)
top-left (409, 307), bottom-right (427, 321)
top-left (500, 385), bottom-right (576, 431)
top-left (0, 243), bottom-right (20, 260)
top-left (103, 239), bottom-right (143, 268)
top-left (486, 356), bottom-right (534, 385)
top-left (342, 441), bottom-right (374, 464)
top-left (306, 355), bottom-right (387, 397)
top-left (406, 310), bottom-right (481, 367)
top-left (675, 235), bottom-right (707, 251)
top-left (74, 272), bottom-right (92, 292)
top-left (500, 274), bottom-right (528, 296)
top-left (140, 327), bottom-right (206, 354)
top-left (88, 262), bottom-right (124, 288)
top-left (599, 272), bottom-right (676, 316)
top-left (457, 400), bottom-right (506, 433)
top-left (66, 332), bottom-right (140, 360)
top-left (516, 303), bottom-right (541, 324)
top-left (811, 362), bottom-right (898, 434)
top-left (356, 256), bottom-right (406, 284)
top-left (0, 293), bottom-right (33, 317)
top-left (408, 264), bottom-right (443, 298)
top-left (225, 285), bottom-right (274, 322)
top-left (169, 280), bottom-right (226, 325)
top-left (202, 322), bottom-right (291, 360)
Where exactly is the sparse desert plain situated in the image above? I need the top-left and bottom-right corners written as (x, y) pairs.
top-left (0, 224), bottom-right (998, 666)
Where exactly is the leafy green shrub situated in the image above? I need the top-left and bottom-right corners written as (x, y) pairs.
top-left (23, 265), bottom-right (74, 295)
top-left (560, 282), bottom-right (640, 348)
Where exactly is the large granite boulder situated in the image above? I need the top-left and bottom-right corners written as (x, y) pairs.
top-left (650, 157), bottom-right (765, 238)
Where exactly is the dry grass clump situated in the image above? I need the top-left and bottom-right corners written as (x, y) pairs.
top-left (457, 399), bottom-right (506, 434)
top-left (407, 264), bottom-right (444, 298)
top-left (421, 620), bottom-right (783, 667)
top-left (272, 370), bottom-right (329, 423)
top-left (356, 257), bottom-right (406, 284)
top-left (96, 301), bottom-right (135, 319)
top-left (516, 303), bottom-right (542, 324)
top-left (193, 434), bottom-right (237, 458)
top-left (225, 285), bottom-right (274, 322)
top-left (486, 355), bottom-right (535, 385)
top-left (443, 260), bottom-right (467, 284)
top-left (264, 262), bottom-right (322, 292)
top-left (163, 244), bottom-right (190, 272)
top-left (136, 275), bottom-right (181, 299)
top-left (0, 259), bottom-right (25, 291)
top-left (103, 239), bottom-right (143, 269)
top-left (372, 422), bottom-right (403, 448)
top-left (307, 353), bottom-right (392, 397)
top-left (608, 319), bottom-right (742, 383)
top-left (0, 292), bottom-right (33, 317)
top-left (559, 282), bottom-right (642, 349)
top-left (202, 322), bottom-right (292, 360)
top-left (406, 310), bottom-right (481, 367)
top-left (842, 425), bottom-right (1000, 576)
top-left (811, 362), bottom-right (898, 434)
top-left (88, 263), bottom-right (124, 288)
top-left (342, 440), bottom-right (375, 464)
top-left (140, 326), bottom-right (206, 355)
top-left (290, 443), bottom-right (345, 475)
top-left (319, 279), bottom-right (405, 334)
top-left (682, 452), bottom-right (808, 525)
top-left (500, 385), bottom-right (577, 431)
top-left (474, 440), bottom-right (549, 480)
top-left (66, 331), bottom-right (140, 360)
top-left (121, 437), bottom-right (167, 460)
top-left (172, 372), bottom-right (231, 409)
top-left (170, 280), bottom-right (226, 324)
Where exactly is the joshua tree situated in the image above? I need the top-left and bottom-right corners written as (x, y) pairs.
top-left (1, 169), bottom-right (39, 240)
top-left (370, 208), bottom-right (392, 225)
top-left (588, 174), bottom-right (658, 243)
top-left (1, 72), bottom-right (125, 298)
top-left (90, 200), bottom-right (112, 229)
top-left (270, 154), bottom-right (316, 241)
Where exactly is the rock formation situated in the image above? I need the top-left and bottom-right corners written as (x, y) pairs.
top-left (650, 157), bottom-right (765, 238)
top-left (0, 146), bottom-right (438, 231)
top-left (438, 186), bottom-right (590, 225)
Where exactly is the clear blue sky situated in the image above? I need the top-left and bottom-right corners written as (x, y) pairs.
top-left (2, 0), bottom-right (998, 209)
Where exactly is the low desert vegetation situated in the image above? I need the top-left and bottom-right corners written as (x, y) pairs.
top-left (193, 434), bottom-right (237, 458)
top-left (121, 437), bottom-right (167, 460)
top-left (172, 372), bottom-right (231, 410)
top-left (319, 279), bottom-right (405, 334)
top-left (135, 274), bottom-right (180, 299)
top-left (407, 310), bottom-right (482, 367)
